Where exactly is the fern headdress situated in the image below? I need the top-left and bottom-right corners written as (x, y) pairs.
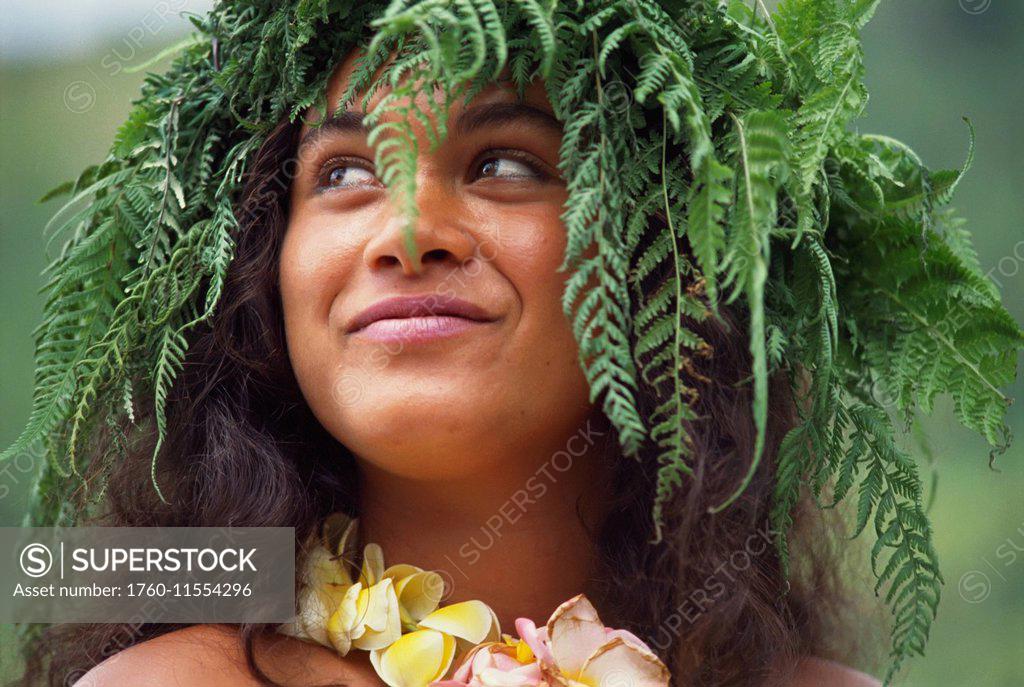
top-left (4, 0), bottom-right (1021, 682)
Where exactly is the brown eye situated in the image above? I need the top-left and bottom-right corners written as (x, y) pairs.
top-left (319, 161), bottom-right (378, 190)
top-left (475, 156), bottom-right (542, 181)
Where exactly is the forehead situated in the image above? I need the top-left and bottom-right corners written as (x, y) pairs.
top-left (299, 48), bottom-right (556, 139)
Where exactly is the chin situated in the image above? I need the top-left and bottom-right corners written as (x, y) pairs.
top-left (327, 386), bottom-right (513, 479)
top-left (326, 380), bottom-right (594, 481)
top-left (340, 418), bottom-right (510, 481)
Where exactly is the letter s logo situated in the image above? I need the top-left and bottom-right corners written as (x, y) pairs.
top-left (20, 543), bottom-right (53, 578)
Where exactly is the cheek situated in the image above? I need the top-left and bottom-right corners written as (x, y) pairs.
top-left (280, 210), bottom-right (365, 321)
top-left (491, 202), bottom-right (584, 388)
top-left (279, 214), bottom-right (360, 398)
top-left (504, 204), bottom-right (571, 320)
top-left (280, 224), bottom-right (328, 334)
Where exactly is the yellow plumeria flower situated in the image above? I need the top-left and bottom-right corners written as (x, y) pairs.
top-left (370, 599), bottom-right (501, 687)
top-left (323, 540), bottom-right (448, 653)
top-left (326, 571), bottom-right (401, 653)
top-left (385, 563), bottom-right (447, 627)
top-left (280, 514), bottom-right (453, 656)
top-left (371, 629), bottom-right (457, 687)
top-left (277, 515), bottom-right (359, 646)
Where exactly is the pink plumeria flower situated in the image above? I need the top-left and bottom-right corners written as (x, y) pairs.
top-left (433, 640), bottom-right (546, 687)
top-left (517, 594), bottom-right (669, 687)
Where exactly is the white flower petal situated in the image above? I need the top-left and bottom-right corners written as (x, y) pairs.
top-left (546, 595), bottom-right (607, 678)
top-left (578, 637), bottom-right (669, 687)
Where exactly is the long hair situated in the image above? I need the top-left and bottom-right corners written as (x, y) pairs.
top-left (18, 116), bottom-right (869, 687)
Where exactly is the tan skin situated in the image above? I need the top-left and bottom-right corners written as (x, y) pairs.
top-left (280, 51), bottom-right (613, 633)
top-left (76, 51), bottom-right (879, 687)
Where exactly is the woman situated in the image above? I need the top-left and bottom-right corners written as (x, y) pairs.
top-left (8, 1), bottom-right (1019, 686)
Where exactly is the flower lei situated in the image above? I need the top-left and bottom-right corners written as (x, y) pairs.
top-left (278, 514), bottom-right (670, 687)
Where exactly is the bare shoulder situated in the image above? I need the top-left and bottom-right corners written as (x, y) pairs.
top-left (789, 657), bottom-right (881, 687)
top-left (72, 624), bottom-right (381, 687)
top-left (72, 624), bottom-right (253, 686)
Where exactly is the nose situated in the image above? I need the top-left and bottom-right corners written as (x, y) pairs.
top-left (362, 182), bottom-right (476, 276)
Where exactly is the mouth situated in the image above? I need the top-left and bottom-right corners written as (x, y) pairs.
top-left (346, 294), bottom-right (497, 343)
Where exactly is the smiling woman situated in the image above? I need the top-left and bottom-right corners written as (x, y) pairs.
top-left (6, 1), bottom-right (1021, 687)
top-left (281, 54), bottom-right (593, 489)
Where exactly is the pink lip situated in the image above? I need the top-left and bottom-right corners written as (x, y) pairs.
top-left (346, 295), bottom-right (495, 343)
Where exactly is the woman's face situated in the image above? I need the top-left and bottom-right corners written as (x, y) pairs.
top-left (280, 52), bottom-right (593, 480)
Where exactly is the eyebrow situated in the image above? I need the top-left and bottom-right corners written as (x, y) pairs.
top-left (298, 110), bottom-right (366, 152)
top-left (452, 102), bottom-right (562, 136)
top-left (297, 101), bottom-right (561, 153)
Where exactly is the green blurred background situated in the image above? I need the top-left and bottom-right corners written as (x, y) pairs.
top-left (0, 1), bottom-right (1021, 684)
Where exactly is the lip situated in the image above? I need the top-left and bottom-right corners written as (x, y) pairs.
top-left (346, 294), bottom-right (496, 343)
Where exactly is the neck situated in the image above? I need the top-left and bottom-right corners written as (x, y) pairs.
top-left (355, 417), bottom-right (614, 631)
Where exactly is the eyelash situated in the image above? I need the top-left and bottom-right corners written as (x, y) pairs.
top-left (313, 149), bottom-right (551, 192)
